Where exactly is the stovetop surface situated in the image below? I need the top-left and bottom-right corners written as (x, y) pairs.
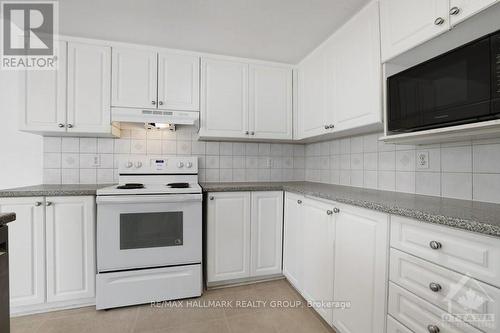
top-left (97, 183), bottom-right (202, 196)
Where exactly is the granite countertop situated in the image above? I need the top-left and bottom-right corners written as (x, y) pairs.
top-left (0, 184), bottom-right (111, 197)
top-left (201, 181), bottom-right (500, 238)
top-left (0, 212), bottom-right (16, 226)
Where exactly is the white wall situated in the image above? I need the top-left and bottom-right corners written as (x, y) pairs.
top-left (0, 71), bottom-right (43, 189)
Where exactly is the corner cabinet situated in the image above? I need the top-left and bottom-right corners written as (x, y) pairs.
top-left (0, 196), bottom-right (96, 315)
top-left (199, 58), bottom-right (292, 140)
top-left (20, 41), bottom-right (118, 137)
top-left (206, 191), bottom-right (283, 285)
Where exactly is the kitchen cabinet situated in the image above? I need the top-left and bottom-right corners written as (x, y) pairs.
top-left (20, 41), bottom-right (117, 137)
top-left (67, 42), bottom-right (112, 134)
top-left (0, 197), bottom-right (45, 309)
top-left (0, 196), bottom-right (96, 315)
top-left (449, 0), bottom-right (499, 26)
top-left (206, 191), bottom-right (283, 284)
top-left (283, 192), bottom-right (304, 291)
top-left (380, 0), bottom-right (450, 61)
top-left (250, 192), bottom-right (283, 277)
top-left (112, 47), bottom-right (200, 111)
top-left (331, 203), bottom-right (389, 333)
top-left (45, 196), bottom-right (95, 303)
top-left (200, 58), bottom-right (292, 140)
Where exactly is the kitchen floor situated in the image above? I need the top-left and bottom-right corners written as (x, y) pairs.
top-left (10, 279), bottom-right (334, 333)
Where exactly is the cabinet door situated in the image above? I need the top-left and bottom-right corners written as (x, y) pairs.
top-left (283, 192), bottom-right (304, 291)
top-left (158, 53), bottom-right (200, 111)
top-left (20, 41), bottom-right (67, 132)
top-left (450, 0), bottom-right (499, 26)
top-left (332, 203), bottom-right (389, 333)
top-left (297, 50), bottom-right (327, 139)
top-left (67, 42), bottom-right (111, 134)
top-left (207, 192), bottom-right (251, 283)
top-left (0, 197), bottom-right (45, 308)
top-left (200, 58), bottom-right (249, 138)
top-left (380, 0), bottom-right (450, 61)
top-left (249, 64), bottom-right (292, 140)
top-left (45, 196), bottom-right (95, 303)
top-left (330, 2), bottom-right (382, 132)
top-left (111, 47), bottom-right (157, 108)
top-left (301, 197), bottom-right (334, 324)
top-left (250, 192), bottom-right (283, 277)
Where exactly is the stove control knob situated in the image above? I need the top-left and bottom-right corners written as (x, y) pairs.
top-left (177, 161), bottom-right (184, 168)
top-left (125, 161), bottom-right (133, 168)
top-left (186, 162), bottom-right (193, 168)
top-left (135, 161), bottom-right (143, 169)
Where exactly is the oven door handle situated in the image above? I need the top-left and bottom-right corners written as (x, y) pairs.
top-left (96, 194), bottom-right (202, 204)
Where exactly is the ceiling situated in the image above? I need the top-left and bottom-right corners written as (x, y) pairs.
top-left (59, 0), bottom-right (371, 64)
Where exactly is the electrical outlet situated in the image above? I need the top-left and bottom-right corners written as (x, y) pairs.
top-left (417, 151), bottom-right (429, 169)
top-left (266, 158), bottom-right (272, 169)
top-left (92, 155), bottom-right (101, 167)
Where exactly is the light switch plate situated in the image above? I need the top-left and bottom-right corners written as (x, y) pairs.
top-left (417, 151), bottom-right (429, 169)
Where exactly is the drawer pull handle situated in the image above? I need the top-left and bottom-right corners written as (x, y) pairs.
top-left (297, 200), bottom-right (302, 204)
top-left (429, 282), bottom-right (442, 292)
top-left (427, 325), bottom-right (440, 333)
top-left (429, 241), bottom-right (442, 250)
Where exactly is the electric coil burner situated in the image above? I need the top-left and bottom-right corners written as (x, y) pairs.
top-left (96, 156), bottom-right (202, 310)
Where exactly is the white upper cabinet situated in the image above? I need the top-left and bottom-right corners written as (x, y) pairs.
top-left (449, 0), bottom-right (499, 26)
top-left (200, 58), bottom-right (249, 139)
top-left (20, 41), bottom-right (67, 133)
top-left (111, 47), bottom-right (157, 109)
top-left (157, 53), bottom-right (200, 111)
top-left (67, 42), bottom-right (111, 133)
top-left (380, 0), bottom-right (450, 61)
top-left (330, 1), bottom-right (382, 132)
top-left (249, 64), bottom-right (292, 140)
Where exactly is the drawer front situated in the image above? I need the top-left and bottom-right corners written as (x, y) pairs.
top-left (387, 315), bottom-right (413, 333)
top-left (389, 283), bottom-right (483, 333)
top-left (390, 249), bottom-right (499, 333)
top-left (390, 216), bottom-right (500, 287)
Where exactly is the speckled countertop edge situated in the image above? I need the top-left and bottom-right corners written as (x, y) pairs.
top-left (0, 184), bottom-right (112, 198)
top-left (201, 182), bottom-right (500, 238)
top-left (0, 212), bottom-right (16, 226)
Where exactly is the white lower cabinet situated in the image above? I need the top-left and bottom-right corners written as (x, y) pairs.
top-left (283, 192), bottom-right (304, 291)
top-left (0, 196), bottom-right (96, 315)
top-left (207, 191), bottom-right (283, 284)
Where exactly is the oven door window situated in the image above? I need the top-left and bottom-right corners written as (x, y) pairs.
top-left (120, 212), bottom-right (183, 250)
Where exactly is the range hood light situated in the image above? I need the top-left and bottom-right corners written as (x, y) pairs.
top-left (145, 123), bottom-right (176, 131)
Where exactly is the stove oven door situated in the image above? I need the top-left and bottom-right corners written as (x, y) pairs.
top-left (96, 194), bottom-right (202, 272)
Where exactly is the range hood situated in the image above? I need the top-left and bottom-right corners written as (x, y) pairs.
top-left (111, 107), bottom-right (199, 126)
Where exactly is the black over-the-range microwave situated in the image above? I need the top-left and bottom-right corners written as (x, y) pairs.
top-left (387, 30), bottom-right (500, 133)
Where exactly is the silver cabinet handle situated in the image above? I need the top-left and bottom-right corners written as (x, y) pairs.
top-left (250, 131), bottom-right (255, 135)
top-left (158, 101), bottom-right (164, 106)
top-left (326, 210), bottom-right (333, 215)
top-left (427, 325), bottom-right (440, 333)
top-left (45, 201), bottom-right (53, 206)
top-left (324, 125), bottom-right (329, 130)
top-left (333, 207), bottom-right (340, 214)
top-left (67, 124), bottom-right (73, 128)
top-left (34, 201), bottom-right (42, 207)
top-left (429, 282), bottom-right (442, 292)
top-left (329, 124), bottom-right (335, 129)
top-left (449, 6), bottom-right (460, 15)
top-left (151, 101), bottom-right (156, 105)
top-left (429, 241), bottom-right (442, 250)
top-left (297, 200), bottom-right (302, 204)
top-left (434, 17), bottom-right (445, 25)
top-left (245, 131), bottom-right (249, 135)
top-left (209, 196), bottom-right (214, 200)
top-left (58, 123), bottom-right (65, 128)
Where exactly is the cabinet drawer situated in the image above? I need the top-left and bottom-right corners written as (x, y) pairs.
top-left (389, 283), bottom-right (483, 333)
top-left (390, 216), bottom-right (500, 287)
top-left (387, 315), bottom-right (413, 333)
top-left (390, 249), bottom-right (500, 333)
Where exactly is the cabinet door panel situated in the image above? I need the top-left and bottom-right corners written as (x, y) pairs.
top-left (283, 192), bottom-right (304, 291)
top-left (249, 64), bottom-right (292, 139)
top-left (332, 203), bottom-right (389, 333)
top-left (450, 0), bottom-right (499, 26)
top-left (46, 196), bottom-right (95, 303)
top-left (111, 48), bottom-right (157, 108)
top-left (301, 197), bottom-right (334, 324)
top-left (20, 41), bottom-right (67, 132)
top-left (0, 197), bottom-right (45, 308)
top-left (380, 0), bottom-right (450, 61)
top-left (200, 58), bottom-right (249, 138)
top-left (250, 192), bottom-right (283, 277)
top-left (207, 192), bottom-right (251, 282)
top-left (67, 42), bottom-right (111, 133)
top-left (158, 53), bottom-right (200, 111)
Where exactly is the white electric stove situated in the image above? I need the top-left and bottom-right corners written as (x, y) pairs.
top-left (96, 156), bottom-right (202, 310)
